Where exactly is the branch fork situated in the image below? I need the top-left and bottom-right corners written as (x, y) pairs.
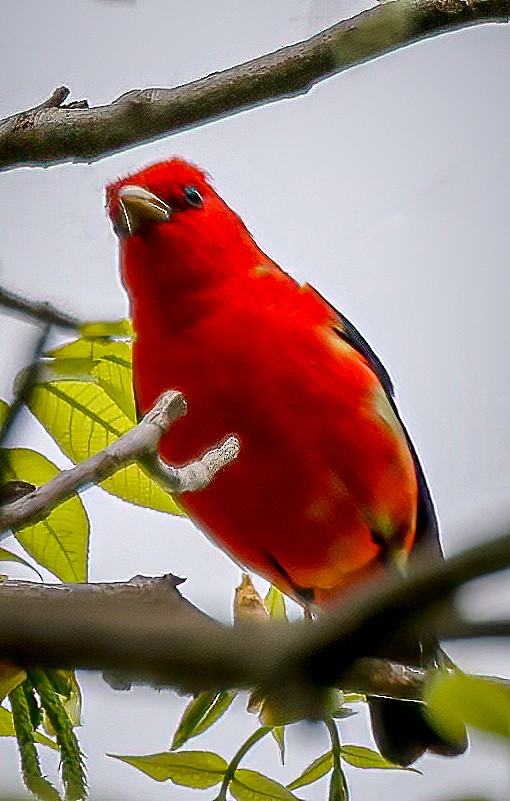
top-left (0, 390), bottom-right (240, 538)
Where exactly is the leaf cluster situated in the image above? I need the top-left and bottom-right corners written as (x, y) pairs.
top-left (0, 323), bottom-right (182, 583)
top-left (1, 667), bottom-right (84, 801)
top-left (0, 323), bottom-right (184, 799)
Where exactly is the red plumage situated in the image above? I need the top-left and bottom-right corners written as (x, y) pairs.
top-left (107, 158), bottom-right (466, 764)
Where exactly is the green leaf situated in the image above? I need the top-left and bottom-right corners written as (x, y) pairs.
top-left (79, 319), bottom-right (133, 338)
top-left (232, 769), bottom-right (299, 801)
top-left (49, 337), bottom-right (136, 421)
top-left (38, 336), bottom-right (182, 513)
top-left (0, 546), bottom-right (43, 578)
top-left (32, 730), bottom-right (61, 752)
top-left (426, 672), bottom-right (510, 741)
top-left (49, 336), bottom-right (130, 362)
top-left (341, 692), bottom-right (365, 704)
top-left (192, 691), bottom-right (237, 739)
top-left (27, 379), bottom-right (182, 515)
top-left (326, 689), bottom-right (357, 719)
top-left (0, 704), bottom-right (17, 736)
top-left (110, 750), bottom-right (227, 787)
top-left (28, 379), bottom-right (130, 460)
top-left (100, 462), bottom-right (183, 515)
top-left (64, 672), bottom-right (82, 728)
top-left (171, 691), bottom-right (235, 750)
top-left (2, 448), bottom-right (89, 582)
top-left (329, 763), bottom-right (349, 801)
top-left (271, 725), bottom-right (285, 764)
top-left (43, 671), bottom-right (82, 734)
top-left (170, 690), bottom-right (236, 749)
top-left (264, 586), bottom-right (287, 620)
top-left (340, 745), bottom-right (416, 771)
top-left (0, 665), bottom-right (26, 701)
top-left (34, 359), bottom-right (98, 383)
top-left (287, 751), bottom-right (333, 790)
top-left (0, 706), bottom-right (58, 750)
top-left (91, 350), bottom-right (137, 421)
top-left (0, 398), bottom-right (9, 426)
top-left (331, 707), bottom-right (356, 720)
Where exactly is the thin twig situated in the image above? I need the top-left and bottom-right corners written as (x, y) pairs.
top-left (0, 0), bottom-right (507, 170)
top-left (0, 390), bottom-right (240, 538)
top-left (436, 616), bottom-right (510, 641)
top-left (0, 324), bottom-right (53, 492)
top-left (0, 285), bottom-right (80, 329)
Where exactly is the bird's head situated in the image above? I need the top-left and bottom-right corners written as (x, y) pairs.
top-left (107, 158), bottom-right (211, 240)
top-left (107, 158), bottom-right (264, 306)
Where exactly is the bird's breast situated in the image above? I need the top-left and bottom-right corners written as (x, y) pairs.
top-left (132, 287), bottom-right (417, 604)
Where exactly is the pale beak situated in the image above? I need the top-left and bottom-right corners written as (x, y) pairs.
top-left (114, 185), bottom-right (172, 237)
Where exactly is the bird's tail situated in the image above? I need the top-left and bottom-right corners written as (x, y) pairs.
top-left (369, 695), bottom-right (467, 766)
top-left (368, 645), bottom-right (468, 766)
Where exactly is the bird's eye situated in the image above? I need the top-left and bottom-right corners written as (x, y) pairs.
top-left (183, 186), bottom-right (203, 208)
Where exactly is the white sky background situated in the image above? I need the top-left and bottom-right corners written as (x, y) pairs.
top-left (0, 0), bottom-right (509, 799)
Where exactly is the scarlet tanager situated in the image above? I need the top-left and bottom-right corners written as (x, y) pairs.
top-left (107, 158), bottom-right (467, 765)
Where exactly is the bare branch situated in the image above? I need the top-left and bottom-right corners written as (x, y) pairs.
top-left (0, 390), bottom-right (240, 538)
top-left (141, 435), bottom-right (241, 494)
top-left (343, 657), bottom-right (428, 700)
top-left (0, 576), bottom-right (437, 699)
top-left (297, 531), bottom-right (510, 692)
top-left (0, 528), bottom-right (508, 712)
top-left (0, 285), bottom-right (80, 329)
top-left (34, 86), bottom-right (70, 110)
top-left (343, 657), bottom-right (510, 700)
top-left (0, 0), bottom-right (507, 170)
top-left (434, 614), bottom-right (510, 641)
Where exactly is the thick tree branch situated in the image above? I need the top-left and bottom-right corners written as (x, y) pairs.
top-left (0, 0), bottom-right (507, 170)
top-left (0, 575), bottom-right (432, 700)
top-left (0, 528), bottom-right (508, 716)
top-left (296, 533), bottom-right (510, 692)
top-left (0, 390), bottom-right (239, 539)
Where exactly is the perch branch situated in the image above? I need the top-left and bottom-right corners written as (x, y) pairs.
top-left (0, 0), bottom-right (507, 170)
top-left (0, 390), bottom-right (240, 539)
top-left (0, 575), bottom-right (434, 699)
top-left (0, 528), bottom-right (508, 711)
top-left (295, 531), bottom-right (510, 691)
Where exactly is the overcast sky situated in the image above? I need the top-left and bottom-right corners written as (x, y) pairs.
top-left (0, 2), bottom-right (509, 800)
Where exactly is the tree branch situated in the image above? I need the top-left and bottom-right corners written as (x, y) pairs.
top-left (0, 528), bottom-right (508, 716)
top-left (0, 575), bottom-right (434, 700)
top-left (0, 390), bottom-right (240, 539)
top-left (0, 285), bottom-right (80, 329)
top-left (0, 0), bottom-right (507, 170)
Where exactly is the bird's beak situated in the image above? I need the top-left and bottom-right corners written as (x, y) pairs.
top-left (113, 185), bottom-right (172, 237)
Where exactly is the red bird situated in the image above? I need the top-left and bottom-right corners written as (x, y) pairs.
top-left (107, 158), bottom-right (466, 765)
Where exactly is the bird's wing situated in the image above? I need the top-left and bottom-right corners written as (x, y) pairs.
top-left (307, 284), bottom-right (442, 560)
